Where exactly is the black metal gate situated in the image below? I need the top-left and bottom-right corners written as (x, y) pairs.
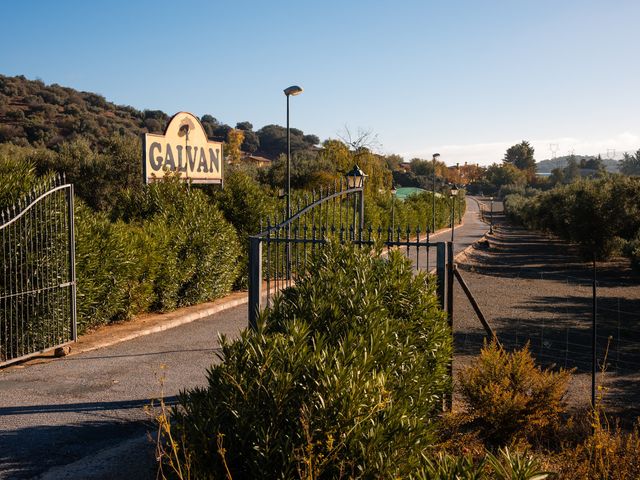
top-left (1, 175), bottom-right (77, 366)
top-left (248, 183), bottom-right (449, 328)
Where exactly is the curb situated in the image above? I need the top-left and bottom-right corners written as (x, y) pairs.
top-left (71, 294), bottom-right (249, 356)
top-left (1, 293), bottom-right (251, 369)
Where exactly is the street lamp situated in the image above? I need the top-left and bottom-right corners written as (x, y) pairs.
top-left (432, 153), bottom-right (440, 233)
top-left (345, 164), bottom-right (367, 233)
top-left (450, 185), bottom-right (459, 242)
top-left (284, 85), bottom-right (303, 219)
top-left (283, 85), bottom-right (303, 280)
top-left (390, 185), bottom-right (397, 232)
top-left (489, 196), bottom-right (494, 234)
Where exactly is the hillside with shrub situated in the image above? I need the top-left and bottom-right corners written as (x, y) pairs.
top-left (0, 74), bottom-right (318, 159)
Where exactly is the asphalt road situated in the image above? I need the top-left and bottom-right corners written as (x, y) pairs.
top-left (0, 306), bottom-right (245, 479)
top-left (0, 197), bottom-right (489, 479)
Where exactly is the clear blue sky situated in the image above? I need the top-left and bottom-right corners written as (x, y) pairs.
top-left (1, 0), bottom-right (639, 165)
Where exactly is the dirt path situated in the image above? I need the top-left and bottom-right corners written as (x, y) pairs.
top-left (452, 211), bottom-right (640, 422)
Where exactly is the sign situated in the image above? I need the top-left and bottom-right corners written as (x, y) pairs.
top-left (143, 112), bottom-right (223, 184)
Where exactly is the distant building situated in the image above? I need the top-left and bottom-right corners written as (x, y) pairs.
top-left (241, 154), bottom-right (272, 168)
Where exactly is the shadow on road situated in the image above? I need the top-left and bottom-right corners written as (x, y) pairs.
top-left (0, 419), bottom-right (155, 479)
top-left (0, 396), bottom-right (178, 416)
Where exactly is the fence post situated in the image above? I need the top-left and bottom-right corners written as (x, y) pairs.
top-left (436, 242), bottom-right (446, 310)
top-left (248, 236), bottom-right (262, 331)
top-left (446, 241), bottom-right (454, 410)
top-left (447, 241), bottom-right (454, 323)
top-left (67, 184), bottom-right (77, 342)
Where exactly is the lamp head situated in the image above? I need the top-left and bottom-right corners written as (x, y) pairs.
top-left (345, 164), bottom-right (368, 189)
top-left (284, 85), bottom-right (303, 96)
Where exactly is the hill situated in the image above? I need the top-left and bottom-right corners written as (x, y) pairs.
top-left (0, 74), bottom-right (317, 158)
top-left (536, 155), bottom-right (620, 173)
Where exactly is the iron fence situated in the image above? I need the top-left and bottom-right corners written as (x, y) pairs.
top-left (248, 183), bottom-right (448, 328)
top-left (1, 175), bottom-right (77, 366)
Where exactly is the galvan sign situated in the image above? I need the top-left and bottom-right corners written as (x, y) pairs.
top-left (143, 112), bottom-right (223, 184)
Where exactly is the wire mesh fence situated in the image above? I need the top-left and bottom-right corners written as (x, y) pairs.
top-left (453, 225), bottom-right (640, 414)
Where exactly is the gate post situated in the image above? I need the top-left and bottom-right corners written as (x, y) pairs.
top-left (248, 236), bottom-right (262, 331)
top-left (66, 184), bottom-right (77, 342)
top-left (446, 241), bottom-right (455, 410)
top-left (447, 241), bottom-right (454, 323)
top-left (436, 242), bottom-right (446, 310)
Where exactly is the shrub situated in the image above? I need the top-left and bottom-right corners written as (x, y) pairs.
top-left (163, 243), bottom-right (452, 478)
top-left (75, 201), bottom-right (156, 331)
top-left (410, 448), bottom-right (550, 480)
top-left (503, 176), bottom-right (640, 261)
top-left (113, 175), bottom-right (240, 311)
top-left (553, 421), bottom-right (640, 480)
top-left (75, 176), bottom-right (240, 330)
top-left (0, 144), bottom-right (42, 209)
top-left (458, 341), bottom-right (572, 446)
top-left (213, 166), bottom-right (279, 288)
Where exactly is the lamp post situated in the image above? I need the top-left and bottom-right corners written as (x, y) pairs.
top-left (489, 196), bottom-right (494, 234)
top-left (283, 85), bottom-right (303, 219)
top-left (345, 165), bottom-right (367, 234)
top-left (283, 85), bottom-right (302, 279)
top-left (432, 153), bottom-right (440, 233)
top-left (450, 185), bottom-right (459, 242)
top-left (390, 185), bottom-right (397, 232)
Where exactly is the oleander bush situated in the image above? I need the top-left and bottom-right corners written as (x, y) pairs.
top-left (0, 144), bottom-right (43, 209)
top-left (75, 201), bottom-right (156, 331)
top-left (73, 176), bottom-right (241, 332)
top-left (213, 166), bottom-right (279, 288)
top-left (410, 448), bottom-right (550, 480)
top-left (111, 175), bottom-right (240, 312)
top-left (366, 190), bottom-right (466, 233)
top-left (162, 243), bottom-right (452, 479)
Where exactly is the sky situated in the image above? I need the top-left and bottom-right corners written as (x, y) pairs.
top-left (1, 0), bottom-right (639, 166)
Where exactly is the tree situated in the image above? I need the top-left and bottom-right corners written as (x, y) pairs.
top-left (504, 141), bottom-right (536, 174)
top-left (409, 158), bottom-right (431, 176)
top-left (484, 163), bottom-right (527, 192)
top-left (620, 149), bottom-right (640, 176)
top-left (563, 155), bottom-right (580, 183)
top-left (235, 121), bottom-right (259, 153)
top-left (580, 154), bottom-right (604, 171)
top-left (240, 130), bottom-right (259, 154)
top-left (257, 124), bottom-right (316, 158)
top-left (200, 114), bottom-right (218, 125)
top-left (549, 167), bottom-right (565, 186)
top-left (384, 154), bottom-right (404, 171)
top-left (338, 126), bottom-right (381, 153)
top-left (225, 129), bottom-right (244, 164)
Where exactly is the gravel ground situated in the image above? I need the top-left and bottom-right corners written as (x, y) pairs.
top-left (451, 212), bottom-right (640, 423)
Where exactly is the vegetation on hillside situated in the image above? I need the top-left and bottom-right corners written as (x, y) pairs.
top-left (504, 176), bottom-right (640, 264)
top-left (0, 74), bottom-right (319, 160)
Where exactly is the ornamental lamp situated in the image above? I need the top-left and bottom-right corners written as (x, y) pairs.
top-left (345, 165), bottom-right (367, 189)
